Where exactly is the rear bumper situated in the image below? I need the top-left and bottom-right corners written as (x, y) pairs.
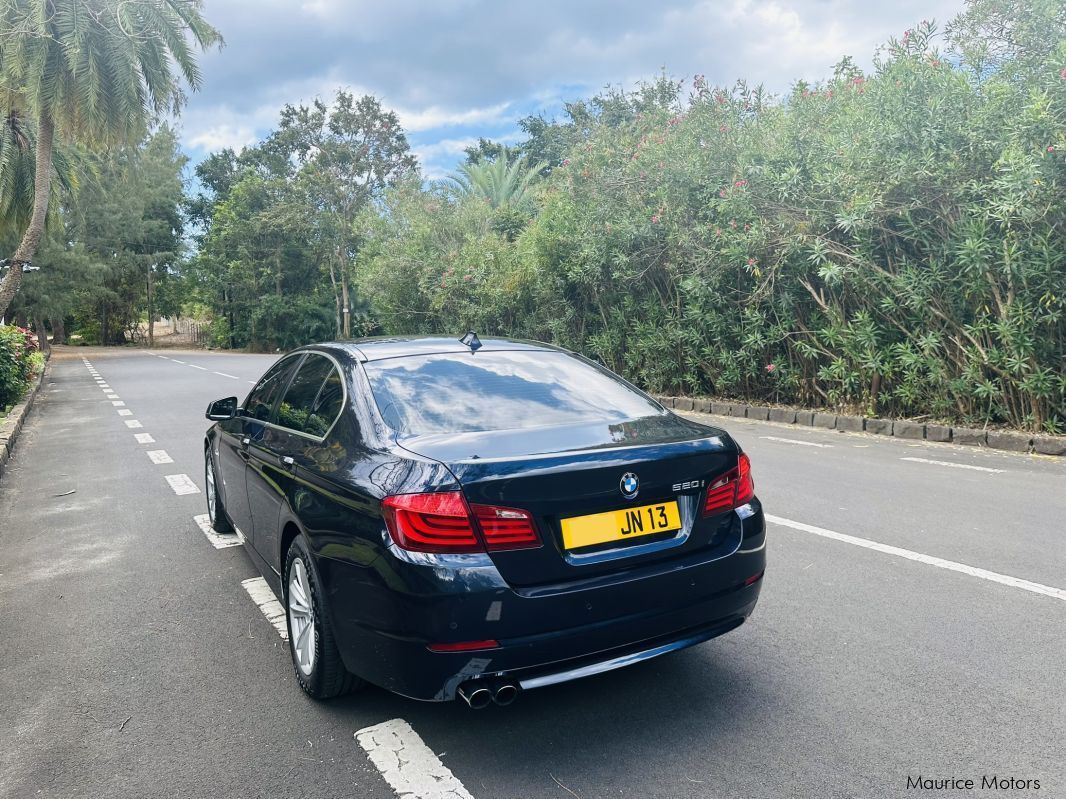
top-left (314, 503), bottom-right (766, 701)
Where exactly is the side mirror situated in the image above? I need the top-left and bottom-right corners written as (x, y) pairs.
top-left (206, 396), bottom-right (239, 421)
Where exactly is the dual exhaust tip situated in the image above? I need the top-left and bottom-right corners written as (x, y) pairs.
top-left (457, 679), bottom-right (519, 709)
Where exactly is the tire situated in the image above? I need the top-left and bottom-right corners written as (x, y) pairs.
top-left (284, 536), bottom-right (363, 699)
top-left (205, 447), bottom-right (234, 533)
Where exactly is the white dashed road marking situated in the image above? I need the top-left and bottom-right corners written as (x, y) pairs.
top-left (117, 409), bottom-right (133, 416)
top-left (164, 474), bottom-right (200, 495)
top-left (766, 514), bottom-right (1066, 603)
top-left (193, 514), bottom-right (243, 549)
top-left (241, 577), bottom-right (288, 639)
top-left (172, 359), bottom-right (186, 364)
top-left (146, 450), bottom-right (173, 464)
top-left (213, 371), bottom-right (238, 379)
top-left (134, 433), bottom-right (155, 444)
top-left (111, 400), bottom-right (125, 406)
top-left (189, 364), bottom-right (208, 370)
top-left (356, 718), bottom-right (475, 799)
top-left (900, 457), bottom-right (1003, 474)
top-left (760, 436), bottom-right (833, 448)
top-left (125, 420), bottom-right (144, 429)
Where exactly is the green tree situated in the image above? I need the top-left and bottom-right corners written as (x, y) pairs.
top-left (0, 0), bottom-right (220, 317)
top-left (15, 126), bottom-right (190, 345)
top-left (0, 108), bottom-right (81, 241)
top-left (463, 137), bottom-right (522, 166)
top-left (277, 91), bottom-right (417, 337)
top-left (360, 9), bottom-right (1066, 433)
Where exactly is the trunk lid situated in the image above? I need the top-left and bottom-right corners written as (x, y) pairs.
top-left (396, 413), bottom-right (740, 587)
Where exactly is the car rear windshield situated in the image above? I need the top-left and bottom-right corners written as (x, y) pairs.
top-left (363, 350), bottom-right (662, 436)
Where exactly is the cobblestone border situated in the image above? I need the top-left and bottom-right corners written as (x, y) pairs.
top-left (653, 395), bottom-right (1066, 457)
top-left (0, 358), bottom-right (50, 483)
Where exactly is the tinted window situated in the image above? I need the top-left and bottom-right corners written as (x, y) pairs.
top-left (275, 355), bottom-right (331, 433)
top-left (244, 355), bottom-right (300, 422)
top-left (363, 351), bottom-right (661, 436)
top-left (306, 368), bottom-right (344, 438)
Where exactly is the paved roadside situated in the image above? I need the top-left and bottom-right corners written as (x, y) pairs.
top-left (0, 347), bottom-right (1062, 799)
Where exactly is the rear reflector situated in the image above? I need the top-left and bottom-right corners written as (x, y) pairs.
top-left (744, 570), bottom-right (764, 586)
top-left (702, 452), bottom-right (755, 517)
top-left (382, 492), bottom-right (542, 553)
top-left (427, 640), bottom-right (500, 653)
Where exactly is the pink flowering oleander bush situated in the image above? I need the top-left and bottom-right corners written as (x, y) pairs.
top-left (359, 9), bottom-right (1066, 433)
top-left (0, 325), bottom-right (43, 411)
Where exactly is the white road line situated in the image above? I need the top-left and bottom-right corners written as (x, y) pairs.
top-left (213, 371), bottom-right (239, 379)
top-left (165, 473), bottom-right (200, 495)
top-left (760, 436), bottom-right (833, 448)
top-left (765, 514), bottom-right (1066, 603)
top-left (117, 409), bottom-right (133, 417)
top-left (111, 400), bottom-right (125, 406)
top-left (248, 380), bottom-right (256, 385)
top-left (356, 719), bottom-right (474, 799)
top-left (172, 359), bottom-right (186, 364)
top-left (134, 433), bottom-right (155, 444)
top-left (189, 364), bottom-right (208, 370)
top-left (241, 577), bottom-right (288, 639)
top-left (900, 457), bottom-right (1003, 474)
top-left (125, 420), bottom-right (143, 428)
top-left (146, 450), bottom-right (173, 464)
top-left (193, 514), bottom-right (243, 549)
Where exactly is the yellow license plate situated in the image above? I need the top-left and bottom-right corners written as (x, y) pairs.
top-left (561, 501), bottom-right (682, 550)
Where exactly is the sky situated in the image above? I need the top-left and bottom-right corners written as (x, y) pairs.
top-left (179, 0), bottom-right (967, 179)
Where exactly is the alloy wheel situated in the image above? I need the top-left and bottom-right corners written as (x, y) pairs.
top-left (288, 558), bottom-right (317, 676)
top-left (206, 457), bottom-right (217, 519)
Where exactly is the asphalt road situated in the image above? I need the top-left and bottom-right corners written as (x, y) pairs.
top-left (1, 346), bottom-right (1063, 799)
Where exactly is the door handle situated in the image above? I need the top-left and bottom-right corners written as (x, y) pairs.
top-left (241, 437), bottom-right (250, 447)
top-left (281, 455), bottom-right (296, 472)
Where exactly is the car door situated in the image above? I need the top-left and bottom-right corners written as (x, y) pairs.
top-left (246, 353), bottom-right (342, 569)
top-left (223, 354), bottom-right (302, 543)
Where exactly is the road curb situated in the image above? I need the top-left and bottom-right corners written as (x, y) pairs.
top-left (653, 394), bottom-right (1063, 457)
top-left (0, 358), bottom-right (50, 484)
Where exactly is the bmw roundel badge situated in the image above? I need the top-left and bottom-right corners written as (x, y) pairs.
top-left (620, 472), bottom-right (639, 499)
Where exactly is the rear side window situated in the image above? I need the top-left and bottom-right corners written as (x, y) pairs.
top-left (276, 354), bottom-right (345, 437)
top-left (363, 350), bottom-right (662, 436)
top-left (244, 355), bottom-right (300, 422)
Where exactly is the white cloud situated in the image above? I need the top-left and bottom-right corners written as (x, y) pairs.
top-left (181, 0), bottom-right (968, 173)
top-left (185, 122), bottom-right (259, 152)
top-left (396, 101), bottom-right (515, 133)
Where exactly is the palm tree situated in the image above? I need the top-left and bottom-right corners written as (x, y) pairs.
top-left (1, 108), bottom-right (81, 240)
top-left (439, 149), bottom-right (547, 210)
top-left (0, 0), bottom-right (221, 317)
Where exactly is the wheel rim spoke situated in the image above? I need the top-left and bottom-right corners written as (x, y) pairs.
top-left (206, 462), bottom-right (216, 516)
top-left (288, 557), bottom-right (316, 674)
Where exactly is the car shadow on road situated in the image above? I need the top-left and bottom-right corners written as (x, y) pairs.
top-left (327, 634), bottom-right (782, 790)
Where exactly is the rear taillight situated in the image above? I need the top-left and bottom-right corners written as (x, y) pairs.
top-left (471, 503), bottom-right (540, 550)
top-left (382, 492), bottom-right (541, 553)
top-left (702, 452), bottom-right (755, 517)
top-left (381, 491), bottom-right (480, 553)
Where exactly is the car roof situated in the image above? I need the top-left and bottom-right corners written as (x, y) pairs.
top-left (302, 335), bottom-right (565, 363)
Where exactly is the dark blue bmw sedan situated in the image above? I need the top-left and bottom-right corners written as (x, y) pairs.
top-left (203, 334), bottom-right (765, 707)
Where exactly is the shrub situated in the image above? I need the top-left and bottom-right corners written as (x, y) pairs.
top-left (0, 326), bottom-right (41, 411)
